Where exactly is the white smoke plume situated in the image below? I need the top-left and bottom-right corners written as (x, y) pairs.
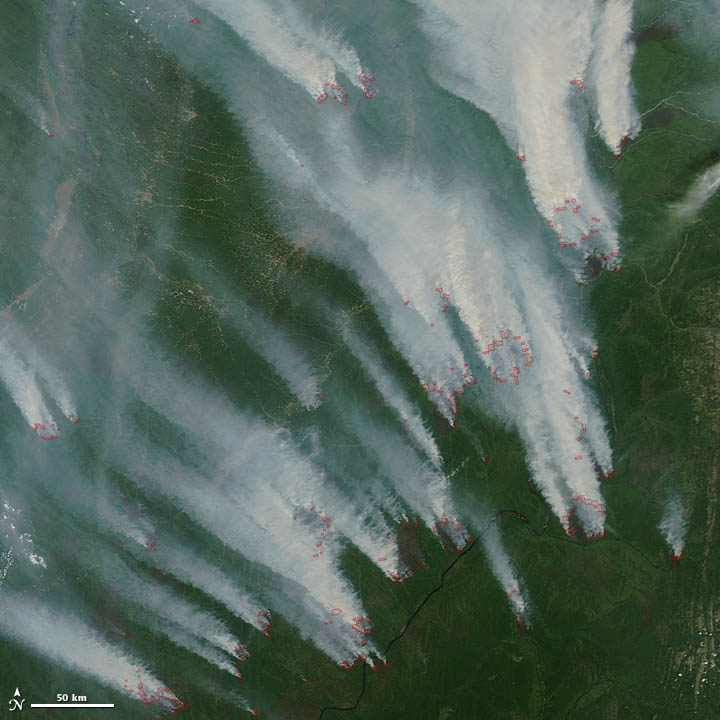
top-left (134, 0), bottom-right (623, 538)
top-left (0, 337), bottom-right (60, 440)
top-left (134, 538), bottom-right (268, 632)
top-left (672, 161), bottom-right (720, 218)
top-left (99, 555), bottom-right (243, 674)
top-left (340, 405), bottom-right (467, 548)
top-left (659, 495), bottom-right (687, 557)
top-left (3, 86), bottom-right (53, 135)
top-left (194, 282), bottom-right (323, 410)
top-left (250, 127), bottom-right (479, 425)
top-left (415, 0), bottom-right (627, 262)
top-left (28, 347), bottom-right (81, 424)
top-left (238, 118), bottom-right (611, 535)
top-left (341, 326), bottom-right (443, 467)
top-left (196, 0), bottom-right (363, 97)
top-left (0, 595), bottom-right (179, 710)
top-left (241, 318), bottom-right (323, 410)
top-left (589, 0), bottom-right (642, 153)
top-left (84, 495), bottom-right (272, 637)
top-left (126, 448), bottom-right (380, 665)
top-left (105, 358), bottom-right (387, 666)
top-left (0, 320), bottom-right (80, 437)
top-left (0, 0), bottom-right (650, 692)
top-left (483, 525), bottom-right (529, 620)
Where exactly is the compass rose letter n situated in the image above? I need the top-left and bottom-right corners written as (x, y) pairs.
top-left (9, 687), bottom-right (25, 712)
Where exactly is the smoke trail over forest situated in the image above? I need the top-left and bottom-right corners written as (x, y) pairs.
top-left (590, 0), bottom-right (641, 152)
top-left (2, 0), bottom-right (696, 714)
top-left (483, 526), bottom-right (529, 620)
top-left (415, 0), bottom-right (640, 266)
top-left (673, 162), bottom-right (720, 218)
top-left (0, 596), bottom-right (179, 710)
top-left (659, 496), bottom-right (688, 557)
top-left (178, 0), bottom-right (619, 533)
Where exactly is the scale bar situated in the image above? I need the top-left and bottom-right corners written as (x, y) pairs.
top-left (31, 704), bottom-right (115, 708)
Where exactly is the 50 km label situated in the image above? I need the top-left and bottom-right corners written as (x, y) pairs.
top-left (57, 694), bottom-right (87, 702)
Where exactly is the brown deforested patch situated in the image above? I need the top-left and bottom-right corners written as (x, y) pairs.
top-left (397, 520), bottom-right (428, 574)
top-left (434, 409), bottom-right (454, 435)
top-left (644, 106), bottom-right (678, 128)
top-left (567, 511), bottom-right (587, 542)
top-left (634, 24), bottom-right (679, 45)
top-left (630, 445), bottom-right (673, 488)
top-left (583, 253), bottom-right (604, 281)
